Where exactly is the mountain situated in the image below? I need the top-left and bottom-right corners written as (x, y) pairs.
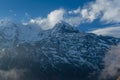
top-left (0, 21), bottom-right (120, 80)
top-left (0, 20), bottom-right (44, 49)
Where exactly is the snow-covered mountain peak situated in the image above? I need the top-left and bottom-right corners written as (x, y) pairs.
top-left (0, 20), bottom-right (120, 80)
top-left (51, 21), bottom-right (82, 33)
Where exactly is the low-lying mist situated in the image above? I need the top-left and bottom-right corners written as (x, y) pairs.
top-left (100, 44), bottom-right (120, 80)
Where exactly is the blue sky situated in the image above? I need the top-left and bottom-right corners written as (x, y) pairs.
top-left (0, 0), bottom-right (120, 37)
top-left (0, 0), bottom-right (94, 19)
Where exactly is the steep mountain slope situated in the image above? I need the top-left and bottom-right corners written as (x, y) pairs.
top-left (0, 21), bottom-right (120, 80)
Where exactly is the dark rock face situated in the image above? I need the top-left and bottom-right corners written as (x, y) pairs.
top-left (0, 22), bottom-right (120, 80)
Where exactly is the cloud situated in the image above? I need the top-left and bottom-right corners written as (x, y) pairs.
top-left (0, 69), bottom-right (26, 80)
top-left (89, 26), bottom-right (120, 38)
top-left (28, 8), bottom-right (83, 30)
top-left (26, 0), bottom-right (120, 30)
top-left (81, 9), bottom-right (96, 22)
top-left (80, 0), bottom-right (120, 23)
top-left (29, 8), bottom-right (65, 30)
top-left (47, 8), bottom-right (65, 27)
top-left (99, 0), bottom-right (120, 23)
top-left (100, 44), bottom-right (120, 79)
top-left (68, 7), bottom-right (81, 14)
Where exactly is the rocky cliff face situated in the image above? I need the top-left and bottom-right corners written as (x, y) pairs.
top-left (0, 21), bottom-right (120, 80)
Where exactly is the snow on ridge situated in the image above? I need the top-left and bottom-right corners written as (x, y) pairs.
top-left (0, 19), bottom-right (44, 48)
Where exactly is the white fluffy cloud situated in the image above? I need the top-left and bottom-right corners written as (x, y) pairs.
top-left (90, 26), bottom-right (120, 38)
top-left (28, 8), bottom-right (82, 30)
top-left (100, 0), bottom-right (120, 23)
top-left (79, 0), bottom-right (120, 23)
top-left (29, 9), bottom-right (65, 30)
top-left (85, 0), bottom-right (120, 38)
top-left (47, 9), bottom-right (65, 27)
top-left (25, 0), bottom-right (120, 30)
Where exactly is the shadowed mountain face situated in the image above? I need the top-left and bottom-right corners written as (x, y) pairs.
top-left (0, 22), bottom-right (120, 80)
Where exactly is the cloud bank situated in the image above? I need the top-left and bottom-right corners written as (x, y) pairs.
top-left (100, 44), bottom-right (120, 80)
top-left (81, 0), bottom-right (120, 23)
top-left (26, 0), bottom-right (120, 30)
top-left (90, 26), bottom-right (120, 38)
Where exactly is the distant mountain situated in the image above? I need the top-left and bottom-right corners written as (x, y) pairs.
top-left (0, 21), bottom-right (120, 80)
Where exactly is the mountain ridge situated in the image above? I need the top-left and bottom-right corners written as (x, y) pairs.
top-left (0, 21), bottom-right (120, 80)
